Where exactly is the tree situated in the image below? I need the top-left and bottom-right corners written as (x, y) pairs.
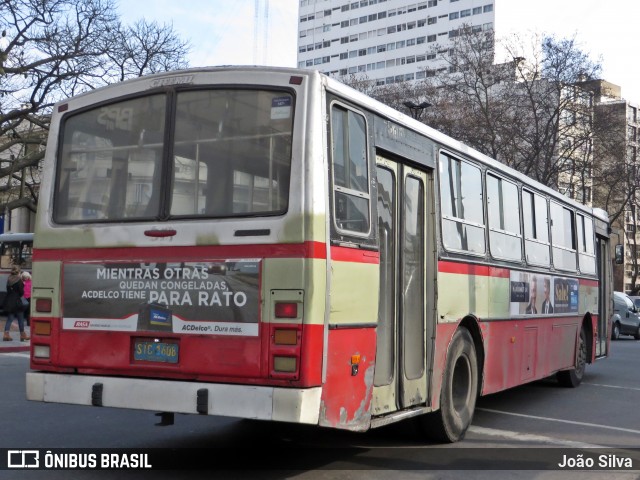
top-left (415, 30), bottom-right (603, 193)
top-left (343, 30), bottom-right (635, 217)
top-left (0, 0), bottom-right (190, 217)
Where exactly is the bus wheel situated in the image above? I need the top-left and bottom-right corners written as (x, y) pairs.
top-left (557, 327), bottom-right (587, 388)
top-left (417, 328), bottom-right (478, 443)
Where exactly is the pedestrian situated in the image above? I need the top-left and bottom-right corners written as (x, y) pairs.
top-left (22, 271), bottom-right (32, 325)
top-left (2, 265), bottom-right (29, 342)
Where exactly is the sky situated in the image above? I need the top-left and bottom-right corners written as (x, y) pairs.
top-left (118, 0), bottom-right (640, 103)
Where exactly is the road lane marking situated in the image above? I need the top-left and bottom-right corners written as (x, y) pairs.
top-left (477, 408), bottom-right (640, 435)
top-left (1, 352), bottom-right (30, 358)
top-left (584, 382), bottom-right (640, 392)
top-left (468, 426), bottom-right (605, 448)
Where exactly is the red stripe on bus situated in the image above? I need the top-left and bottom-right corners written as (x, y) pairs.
top-left (581, 279), bottom-right (599, 287)
top-left (438, 261), bottom-right (510, 278)
top-left (33, 241), bottom-right (328, 261)
top-left (330, 246), bottom-right (380, 264)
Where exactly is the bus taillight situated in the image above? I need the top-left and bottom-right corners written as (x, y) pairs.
top-left (33, 345), bottom-right (51, 359)
top-left (274, 329), bottom-right (298, 345)
top-left (270, 324), bottom-right (302, 379)
top-left (33, 321), bottom-right (51, 336)
top-left (35, 298), bottom-right (52, 313)
top-left (275, 302), bottom-right (298, 319)
top-left (273, 356), bottom-right (297, 373)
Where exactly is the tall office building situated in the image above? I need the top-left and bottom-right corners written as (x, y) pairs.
top-left (297, 0), bottom-right (495, 85)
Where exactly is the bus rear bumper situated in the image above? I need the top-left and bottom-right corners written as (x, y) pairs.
top-left (26, 372), bottom-right (321, 425)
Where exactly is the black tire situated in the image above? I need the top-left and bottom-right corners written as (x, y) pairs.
top-left (416, 328), bottom-right (478, 443)
top-left (557, 327), bottom-right (587, 388)
top-left (611, 322), bottom-right (620, 340)
top-left (634, 326), bottom-right (640, 341)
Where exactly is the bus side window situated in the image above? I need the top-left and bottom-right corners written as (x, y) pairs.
top-left (522, 190), bottom-right (550, 266)
top-left (438, 152), bottom-right (485, 254)
top-left (577, 213), bottom-right (596, 274)
top-left (331, 104), bottom-right (371, 236)
top-left (486, 173), bottom-right (522, 262)
top-left (550, 201), bottom-right (577, 272)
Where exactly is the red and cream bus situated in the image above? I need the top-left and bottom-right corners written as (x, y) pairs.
top-left (26, 66), bottom-right (612, 442)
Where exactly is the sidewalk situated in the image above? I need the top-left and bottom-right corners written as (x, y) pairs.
top-left (0, 320), bottom-right (30, 353)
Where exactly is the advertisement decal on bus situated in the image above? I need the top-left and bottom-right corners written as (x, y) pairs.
top-left (509, 271), bottom-right (580, 315)
top-left (61, 259), bottom-right (260, 336)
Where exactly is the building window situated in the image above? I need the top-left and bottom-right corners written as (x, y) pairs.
top-left (473, 6), bottom-right (482, 14)
top-left (629, 126), bottom-right (637, 142)
top-left (449, 12), bottom-right (459, 19)
top-left (483, 4), bottom-right (493, 12)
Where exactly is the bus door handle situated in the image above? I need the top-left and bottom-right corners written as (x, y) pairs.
top-left (144, 229), bottom-right (177, 238)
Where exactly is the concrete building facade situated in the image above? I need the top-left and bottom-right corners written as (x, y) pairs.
top-left (584, 80), bottom-right (640, 293)
top-left (297, 0), bottom-right (495, 85)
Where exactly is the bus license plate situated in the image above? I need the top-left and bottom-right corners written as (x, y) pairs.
top-left (134, 340), bottom-right (179, 364)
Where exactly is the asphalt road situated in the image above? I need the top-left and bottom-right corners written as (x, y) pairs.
top-left (1, 336), bottom-right (640, 479)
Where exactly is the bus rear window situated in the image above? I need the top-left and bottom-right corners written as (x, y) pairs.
top-left (53, 90), bottom-right (294, 223)
top-left (55, 95), bottom-right (166, 222)
top-left (171, 90), bottom-right (293, 217)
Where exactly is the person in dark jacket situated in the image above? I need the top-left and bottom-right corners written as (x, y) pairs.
top-left (3, 265), bottom-right (29, 342)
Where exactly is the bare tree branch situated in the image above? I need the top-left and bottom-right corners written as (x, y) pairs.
top-left (0, 0), bottom-right (191, 221)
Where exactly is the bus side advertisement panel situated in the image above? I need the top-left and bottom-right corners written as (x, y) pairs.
top-left (62, 260), bottom-right (261, 336)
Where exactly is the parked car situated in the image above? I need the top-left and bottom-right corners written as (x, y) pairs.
top-left (628, 295), bottom-right (640, 310)
top-left (612, 291), bottom-right (640, 340)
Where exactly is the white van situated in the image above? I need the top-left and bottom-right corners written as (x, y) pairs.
top-left (612, 291), bottom-right (640, 340)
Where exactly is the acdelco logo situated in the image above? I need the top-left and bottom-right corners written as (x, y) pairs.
top-left (74, 321), bottom-right (90, 328)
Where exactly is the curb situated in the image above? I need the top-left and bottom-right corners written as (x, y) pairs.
top-left (1, 345), bottom-right (30, 353)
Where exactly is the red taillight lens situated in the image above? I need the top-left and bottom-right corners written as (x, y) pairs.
top-left (275, 302), bottom-right (297, 318)
top-left (35, 298), bottom-right (52, 313)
